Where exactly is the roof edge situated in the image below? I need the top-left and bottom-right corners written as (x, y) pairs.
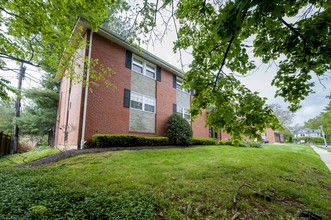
top-left (78, 16), bottom-right (184, 77)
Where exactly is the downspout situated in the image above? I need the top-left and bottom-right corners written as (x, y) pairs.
top-left (80, 30), bottom-right (93, 149)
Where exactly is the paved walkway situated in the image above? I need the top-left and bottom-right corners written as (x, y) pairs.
top-left (310, 145), bottom-right (331, 172)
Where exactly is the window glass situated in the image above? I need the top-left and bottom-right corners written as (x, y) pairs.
top-left (132, 64), bottom-right (143, 73)
top-left (184, 108), bottom-right (190, 120)
top-left (144, 97), bottom-right (155, 112)
top-left (132, 58), bottom-right (143, 73)
top-left (146, 64), bottom-right (155, 71)
top-left (133, 58), bottom-right (143, 65)
top-left (177, 106), bottom-right (190, 120)
top-left (177, 106), bottom-right (183, 114)
top-left (182, 88), bottom-right (190, 93)
top-left (131, 92), bottom-right (143, 110)
top-left (132, 57), bottom-right (156, 79)
top-left (146, 69), bottom-right (155, 78)
top-left (176, 78), bottom-right (190, 93)
top-left (176, 79), bottom-right (182, 90)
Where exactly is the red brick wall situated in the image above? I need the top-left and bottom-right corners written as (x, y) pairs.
top-left (266, 128), bottom-right (275, 143)
top-left (220, 130), bottom-right (232, 141)
top-left (56, 31), bottom-right (214, 145)
top-left (156, 69), bottom-right (176, 136)
top-left (192, 110), bottom-right (209, 138)
top-left (84, 33), bottom-right (131, 141)
top-left (55, 78), bottom-right (70, 146)
top-left (55, 32), bottom-right (87, 148)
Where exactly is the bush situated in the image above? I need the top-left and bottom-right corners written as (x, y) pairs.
top-left (91, 134), bottom-right (168, 148)
top-left (240, 141), bottom-right (262, 148)
top-left (218, 140), bottom-right (227, 145)
top-left (165, 113), bottom-right (192, 145)
top-left (190, 138), bottom-right (217, 145)
top-left (295, 137), bottom-right (325, 144)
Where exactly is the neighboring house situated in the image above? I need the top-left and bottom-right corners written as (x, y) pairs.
top-left (293, 128), bottom-right (322, 138)
top-left (261, 128), bottom-right (284, 143)
top-left (55, 18), bottom-right (217, 150)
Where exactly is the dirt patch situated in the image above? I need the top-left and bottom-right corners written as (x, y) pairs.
top-left (17, 145), bottom-right (199, 168)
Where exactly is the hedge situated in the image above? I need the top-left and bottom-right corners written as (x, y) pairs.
top-left (240, 141), bottom-right (262, 148)
top-left (190, 138), bottom-right (218, 145)
top-left (91, 134), bottom-right (168, 148)
top-left (295, 137), bottom-right (325, 144)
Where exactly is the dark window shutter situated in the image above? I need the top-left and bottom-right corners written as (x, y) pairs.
top-left (190, 89), bottom-right (195, 96)
top-left (124, 89), bottom-right (131, 108)
top-left (173, 103), bottom-right (177, 113)
top-left (125, 50), bottom-right (132, 69)
top-left (156, 66), bottom-right (161, 81)
top-left (173, 75), bottom-right (176, 88)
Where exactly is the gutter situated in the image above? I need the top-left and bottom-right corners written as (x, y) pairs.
top-left (80, 30), bottom-right (93, 149)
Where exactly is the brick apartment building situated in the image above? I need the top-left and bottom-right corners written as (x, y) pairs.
top-left (55, 18), bottom-right (219, 150)
top-left (55, 18), bottom-right (282, 150)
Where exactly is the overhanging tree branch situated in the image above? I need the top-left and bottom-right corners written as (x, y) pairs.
top-left (212, 35), bottom-right (235, 91)
top-left (281, 19), bottom-right (309, 52)
top-left (0, 54), bottom-right (40, 68)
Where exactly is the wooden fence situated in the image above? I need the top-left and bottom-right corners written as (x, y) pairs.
top-left (0, 131), bottom-right (12, 156)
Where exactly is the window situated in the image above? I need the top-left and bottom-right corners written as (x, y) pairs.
top-left (132, 58), bottom-right (143, 74)
top-left (146, 64), bottom-right (155, 78)
top-left (130, 92), bottom-right (143, 110)
top-left (132, 56), bottom-right (156, 79)
top-left (177, 106), bottom-right (190, 120)
top-left (176, 78), bottom-right (190, 93)
top-left (209, 128), bottom-right (218, 139)
top-left (144, 96), bottom-right (155, 112)
top-left (130, 91), bottom-right (156, 113)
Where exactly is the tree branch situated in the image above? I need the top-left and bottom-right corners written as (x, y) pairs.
top-left (212, 35), bottom-right (235, 91)
top-left (281, 19), bottom-right (309, 53)
top-left (0, 54), bottom-right (40, 67)
top-left (213, 7), bottom-right (248, 91)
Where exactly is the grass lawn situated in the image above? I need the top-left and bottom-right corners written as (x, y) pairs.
top-left (1, 144), bottom-right (331, 219)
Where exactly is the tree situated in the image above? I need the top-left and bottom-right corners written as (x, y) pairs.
top-left (174, 0), bottom-right (330, 142)
top-left (17, 72), bottom-right (60, 137)
top-left (133, 0), bottom-right (329, 142)
top-left (0, 0), bottom-right (128, 101)
top-left (304, 98), bottom-right (331, 141)
top-left (0, 101), bottom-right (15, 134)
top-left (268, 104), bottom-right (294, 129)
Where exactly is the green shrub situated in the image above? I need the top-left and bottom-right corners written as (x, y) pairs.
top-left (240, 141), bottom-right (262, 148)
top-left (165, 113), bottom-right (192, 145)
top-left (191, 138), bottom-right (217, 145)
top-left (218, 140), bottom-right (227, 145)
top-left (91, 134), bottom-right (168, 148)
top-left (295, 137), bottom-right (325, 144)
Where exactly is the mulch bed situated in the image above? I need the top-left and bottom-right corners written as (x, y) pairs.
top-left (17, 145), bottom-right (198, 168)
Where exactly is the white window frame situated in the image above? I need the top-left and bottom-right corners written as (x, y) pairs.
top-left (130, 91), bottom-right (156, 113)
top-left (144, 96), bottom-right (155, 113)
top-left (176, 78), bottom-right (190, 94)
top-left (130, 92), bottom-right (143, 110)
top-left (177, 106), bottom-right (191, 120)
top-left (132, 55), bottom-right (156, 79)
